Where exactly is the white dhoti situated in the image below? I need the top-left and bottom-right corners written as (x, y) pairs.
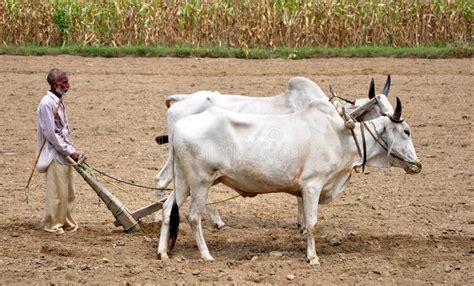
top-left (44, 160), bottom-right (78, 233)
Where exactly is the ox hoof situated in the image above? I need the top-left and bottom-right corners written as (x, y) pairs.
top-left (296, 223), bottom-right (306, 234)
top-left (202, 255), bottom-right (215, 262)
top-left (214, 222), bottom-right (226, 229)
top-left (158, 252), bottom-right (169, 261)
top-left (308, 257), bottom-right (320, 267)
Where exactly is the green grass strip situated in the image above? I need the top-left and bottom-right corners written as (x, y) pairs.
top-left (0, 45), bottom-right (472, 59)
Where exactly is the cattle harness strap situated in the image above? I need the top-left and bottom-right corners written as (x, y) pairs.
top-left (361, 123), bottom-right (367, 172)
top-left (342, 107), bottom-right (365, 171)
top-left (329, 94), bottom-right (355, 105)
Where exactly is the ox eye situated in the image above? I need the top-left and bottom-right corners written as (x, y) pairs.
top-left (404, 129), bottom-right (410, 136)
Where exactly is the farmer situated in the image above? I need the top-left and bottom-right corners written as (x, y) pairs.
top-left (36, 68), bottom-right (80, 234)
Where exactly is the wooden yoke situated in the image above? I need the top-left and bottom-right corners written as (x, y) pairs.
top-left (349, 97), bottom-right (378, 121)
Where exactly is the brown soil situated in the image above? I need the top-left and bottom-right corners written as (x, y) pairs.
top-left (0, 55), bottom-right (472, 284)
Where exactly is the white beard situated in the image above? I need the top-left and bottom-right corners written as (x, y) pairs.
top-left (55, 87), bottom-right (68, 96)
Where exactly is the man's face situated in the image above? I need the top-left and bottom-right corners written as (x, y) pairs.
top-left (53, 74), bottom-right (70, 95)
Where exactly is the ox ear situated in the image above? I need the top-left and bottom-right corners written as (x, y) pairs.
top-left (368, 78), bottom-right (375, 99)
top-left (381, 75), bottom-right (391, 96)
top-left (156, 135), bottom-right (169, 145)
top-left (392, 97), bottom-right (402, 121)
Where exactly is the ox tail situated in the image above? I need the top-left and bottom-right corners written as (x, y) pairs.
top-left (155, 135), bottom-right (169, 145)
top-left (168, 201), bottom-right (180, 251)
top-left (167, 131), bottom-right (179, 251)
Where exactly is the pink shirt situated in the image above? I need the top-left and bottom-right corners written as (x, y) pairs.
top-left (36, 91), bottom-right (76, 172)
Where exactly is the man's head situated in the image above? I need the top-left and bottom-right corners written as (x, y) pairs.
top-left (47, 68), bottom-right (70, 96)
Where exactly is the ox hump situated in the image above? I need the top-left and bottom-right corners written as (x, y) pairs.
top-left (287, 77), bottom-right (321, 93)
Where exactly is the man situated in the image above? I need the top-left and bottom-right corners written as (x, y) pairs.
top-left (36, 68), bottom-right (80, 234)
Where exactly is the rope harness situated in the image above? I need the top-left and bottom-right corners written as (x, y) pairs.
top-left (329, 94), bottom-right (356, 106)
top-left (85, 163), bottom-right (238, 206)
top-left (89, 166), bottom-right (172, 191)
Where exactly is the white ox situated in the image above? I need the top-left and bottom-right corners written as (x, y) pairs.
top-left (154, 76), bottom-right (394, 227)
top-left (157, 77), bottom-right (422, 265)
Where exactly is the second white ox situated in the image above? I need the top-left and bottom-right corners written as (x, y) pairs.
top-left (157, 77), bottom-right (421, 265)
top-left (154, 76), bottom-right (393, 227)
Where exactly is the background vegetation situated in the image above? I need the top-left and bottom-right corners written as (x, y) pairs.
top-left (1, 0), bottom-right (471, 49)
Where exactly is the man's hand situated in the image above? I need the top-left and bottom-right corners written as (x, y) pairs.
top-left (70, 152), bottom-right (80, 162)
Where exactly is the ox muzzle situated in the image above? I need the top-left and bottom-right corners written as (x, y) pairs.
top-left (404, 159), bottom-right (422, 174)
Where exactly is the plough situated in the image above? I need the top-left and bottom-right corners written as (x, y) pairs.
top-left (67, 156), bottom-right (165, 233)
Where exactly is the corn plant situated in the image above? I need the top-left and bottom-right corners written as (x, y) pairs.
top-left (0, 0), bottom-right (471, 47)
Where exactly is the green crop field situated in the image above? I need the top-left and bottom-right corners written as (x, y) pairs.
top-left (0, 0), bottom-right (472, 58)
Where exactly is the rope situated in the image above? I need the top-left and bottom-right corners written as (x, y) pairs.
top-left (329, 95), bottom-right (355, 105)
top-left (84, 163), bottom-right (239, 206)
top-left (206, 194), bottom-right (240, 205)
top-left (342, 106), bottom-right (362, 158)
top-left (94, 171), bottom-right (159, 204)
top-left (88, 165), bottom-right (172, 191)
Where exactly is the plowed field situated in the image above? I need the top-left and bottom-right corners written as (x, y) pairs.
top-left (0, 55), bottom-right (472, 284)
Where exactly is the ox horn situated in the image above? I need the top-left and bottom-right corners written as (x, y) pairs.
top-left (381, 75), bottom-right (391, 96)
top-left (393, 97), bottom-right (402, 121)
top-left (329, 84), bottom-right (337, 97)
top-left (368, 78), bottom-right (375, 99)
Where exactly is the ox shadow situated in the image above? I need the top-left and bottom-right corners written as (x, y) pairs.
top-left (165, 225), bottom-right (472, 262)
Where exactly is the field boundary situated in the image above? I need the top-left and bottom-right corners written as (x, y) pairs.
top-left (0, 45), bottom-right (472, 59)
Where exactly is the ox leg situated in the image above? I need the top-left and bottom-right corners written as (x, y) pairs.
top-left (155, 108), bottom-right (179, 199)
top-left (155, 100), bottom-right (210, 222)
top-left (296, 197), bottom-right (305, 233)
top-left (187, 184), bottom-right (214, 261)
top-left (206, 204), bottom-right (225, 229)
top-left (157, 180), bottom-right (190, 260)
top-left (302, 185), bottom-right (322, 266)
top-left (154, 155), bottom-right (173, 198)
top-left (153, 151), bottom-right (174, 223)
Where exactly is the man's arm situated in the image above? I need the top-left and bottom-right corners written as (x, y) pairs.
top-left (38, 100), bottom-right (76, 157)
